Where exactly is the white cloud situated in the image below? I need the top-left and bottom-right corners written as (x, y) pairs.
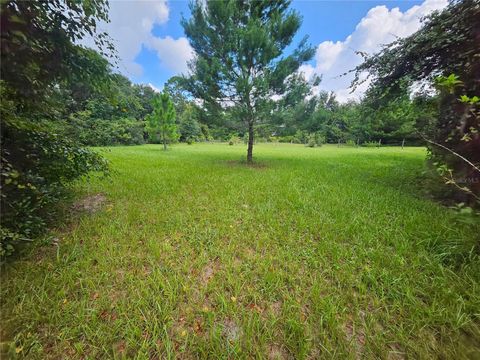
top-left (298, 64), bottom-right (316, 82)
top-left (146, 36), bottom-right (194, 75)
top-left (148, 83), bottom-right (161, 93)
top-left (99, 0), bottom-right (170, 77)
top-left (315, 41), bottom-right (344, 72)
top-left (85, 0), bottom-right (193, 80)
top-left (300, 0), bottom-right (448, 102)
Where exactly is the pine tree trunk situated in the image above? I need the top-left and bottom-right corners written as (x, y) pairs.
top-left (247, 122), bottom-right (254, 163)
top-left (162, 129), bottom-right (167, 151)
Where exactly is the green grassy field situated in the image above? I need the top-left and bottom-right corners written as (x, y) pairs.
top-left (2, 143), bottom-right (480, 359)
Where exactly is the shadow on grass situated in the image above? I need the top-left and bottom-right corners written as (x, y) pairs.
top-left (223, 159), bottom-right (269, 170)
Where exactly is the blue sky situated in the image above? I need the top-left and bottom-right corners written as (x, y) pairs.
top-left (134, 1), bottom-right (192, 87)
top-left (103, 0), bottom-right (446, 101)
top-left (291, 1), bottom-right (422, 45)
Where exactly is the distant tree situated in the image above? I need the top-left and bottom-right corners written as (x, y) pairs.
top-left (178, 104), bottom-right (202, 142)
top-left (146, 92), bottom-right (178, 150)
top-left (56, 71), bottom-right (156, 146)
top-left (181, 0), bottom-right (314, 162)
top-left (133, 84), bottom-right (157, 120)
top-left (272, 74), bottom-right (318, 136)
top-left (200, 124), bottom-right (212, 141)
top-left (357, 86), bottom-right (421, 145)
top-left (164, 76), bottom-right (190, 115)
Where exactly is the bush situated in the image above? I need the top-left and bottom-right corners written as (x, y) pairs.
top-left (228, 135), bottom-right (241, 145)
top-left (200, 124), bottom-right (212, 141)
top-left (277, 136), bottom-right (295, 143)
top-left (0, 0), bottom-right (113, 260)
top-left (315, 133), bottom-right (326, 147)
top-left (306, 134), bottom-right (316, 147)
top-left (363, 141), bottom-right (380, 147)
top-left (293, 130), bottom-right (308, 144)
top-left (1, 109), bottom-right (109, 259)
top-left (346, 139), bottom-right (356, 147)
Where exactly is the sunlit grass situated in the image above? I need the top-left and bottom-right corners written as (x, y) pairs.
top-left (2, 143), bottom-right (479, 359)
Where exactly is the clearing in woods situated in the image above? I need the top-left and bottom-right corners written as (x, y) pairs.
top-left (1, 143), bottom-right (479, 358)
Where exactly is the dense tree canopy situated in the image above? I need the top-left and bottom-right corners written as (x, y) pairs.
top-left (0, 0), bottom-right (113, 105)
top-left (0, 0), bottom-right (113, 257)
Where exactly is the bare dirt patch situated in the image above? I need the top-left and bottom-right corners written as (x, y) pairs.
top-left (245, 247), bottom-right (256, 259)
top-left (109, 289), bottom-right (128, 304)
top-left (200, 260), bottom-right (220, 285)
top-left (113, 340), bottom-right (127, 357)
top-left (344, 318), bottom-right (366, 359)
top-left (222, 319), bottom-right (242, 342)
top-left (72, 193), bottom-right (107, 214)
top-left (267, 344), bottom-right (289, 359)
top-left (270, 301), bottom-right (283, 316)
top-left (233, 256), bottom-right (242, 267)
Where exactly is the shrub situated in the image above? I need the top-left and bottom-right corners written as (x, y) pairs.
top-left (293, 130), bottom-right (308, 144)
top-left (363, 141), bottom-right (380, 147)
top-left (346, 139), bottom-right (356, 147)
top-left (0, 0), bottom-right (113, 260)
top-left (277, 136), bottom-right (295, 143)
top-left (200, 124), bottom-right (212, 141)
top-left (228, 135), bottom-right (241, 145)
top-left (315, 133), bottom-right (326, 147)
top-left (306, 134), bottom-right (316, 147)
top-left (1, 113), bottom-right (109, 259)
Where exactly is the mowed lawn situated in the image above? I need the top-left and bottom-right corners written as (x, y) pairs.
top-left (2, 143), bottom-right (480, 359)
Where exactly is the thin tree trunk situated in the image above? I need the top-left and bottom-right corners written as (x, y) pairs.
top-left (162, 129), bottom-right (167, 150)
top-left (247, 121), bottom-right (254, 163)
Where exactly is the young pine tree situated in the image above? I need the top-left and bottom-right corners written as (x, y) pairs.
top-left (146, 92), bottom-right (178, 150)
top-left (181, 0), bottom-right (314, 163)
